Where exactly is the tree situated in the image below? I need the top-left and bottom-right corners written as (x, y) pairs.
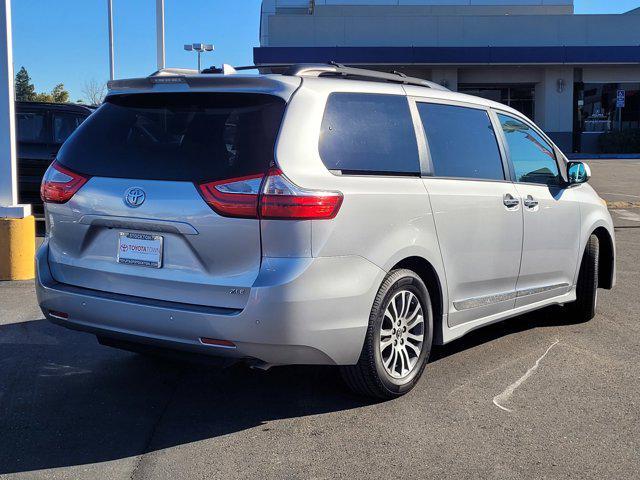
top-left (29, 84), bottom-right (70, 103)
top-left (14, 66), bottom-right (36, 101)
top-left (51, 83), bottom-right (70, 103)
top-left (33, 92), bottom-right (53, 102)
top-left (14, 67), bottom-right (71, 104)
top-left (82, 79), bottom-right (106, 106)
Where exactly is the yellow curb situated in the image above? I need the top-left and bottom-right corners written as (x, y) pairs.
top-left (607, 201), bottom-right (640, 209)
top-left (0, 216), bottom-right (36, 281)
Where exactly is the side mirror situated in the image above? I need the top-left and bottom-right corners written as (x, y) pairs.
top-left (567, 161), bottom-right (591, 185)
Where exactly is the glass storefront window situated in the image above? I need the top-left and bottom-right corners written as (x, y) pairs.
top-left (458, 84), bottom-right (536, 120)
top-left (577, 83), bottom-right (640, 133)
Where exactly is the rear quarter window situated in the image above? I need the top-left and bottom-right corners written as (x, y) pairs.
top-left (56, 93), bottom-right (286, 182)
top-left (319, 93), bottom-right (420, 175)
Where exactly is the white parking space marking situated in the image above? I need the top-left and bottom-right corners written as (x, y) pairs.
top-left (493, 339), bottom-right (560, 413)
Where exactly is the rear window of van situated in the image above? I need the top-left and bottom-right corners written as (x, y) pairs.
top-left (56, 93), bottom-right (285, 183)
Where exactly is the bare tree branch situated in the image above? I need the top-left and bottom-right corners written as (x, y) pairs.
top-left (82, 79), bottom-right (107, 106)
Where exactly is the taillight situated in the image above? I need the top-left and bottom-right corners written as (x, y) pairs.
top-left (41, 161), bottom-right (90, 204)
top-left (260, 168), bottom-right (343, 220)
top-left (197, 168), bottom-right (343, 220)
top-left (198, 173), bottom-right (264, 218)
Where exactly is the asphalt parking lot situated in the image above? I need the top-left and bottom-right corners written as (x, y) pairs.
top-left (1, 160), bottom-right (639, 479)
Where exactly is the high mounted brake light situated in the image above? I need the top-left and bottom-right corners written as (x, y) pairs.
top-left (149, 76), bottom-right (186, 84)
top-left (41, 161), bottom-right (90, 204)
top-left (197, 168), bottom-right (343, 220)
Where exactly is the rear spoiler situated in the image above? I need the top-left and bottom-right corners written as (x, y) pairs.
top-left (106, 71), bottom-right (301, 100)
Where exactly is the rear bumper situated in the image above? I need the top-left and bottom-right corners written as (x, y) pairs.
top-left (36, 240), bottom-right (384, 366)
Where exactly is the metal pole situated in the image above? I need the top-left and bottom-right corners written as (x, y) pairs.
top-left (156, 0), bottom-right (165, 70)
top-left (197, 51), bottom-right (201, 73)
top-left (107, 0), bottom-right (114, 80)
top-left (0, 0), bottom-right (24, 216)
top-left (619, 107), bottom-right (622, 132)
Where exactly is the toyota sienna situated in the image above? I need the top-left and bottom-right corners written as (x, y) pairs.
top-left (36, 64), bottom-right (616, 399)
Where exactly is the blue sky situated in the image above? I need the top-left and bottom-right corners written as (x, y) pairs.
top-left (11, 0), bottom-right (640, 102)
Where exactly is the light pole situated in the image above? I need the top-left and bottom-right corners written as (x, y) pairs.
top-left (156, 0), bottom-right (165, 70)
top-left (107, 0), bottom-right (114, 80)
top-left (184, 43), bottom-right (214, 73)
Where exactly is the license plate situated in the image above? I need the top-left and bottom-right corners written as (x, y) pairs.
top-left (117, 232), bottom-right (163, 268)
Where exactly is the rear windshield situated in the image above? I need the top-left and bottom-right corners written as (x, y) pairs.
top-left (57, 93), bottom-right (286, 182)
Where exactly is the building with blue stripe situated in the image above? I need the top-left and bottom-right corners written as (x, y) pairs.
top-left (255, 1), bottom-right (640, 153)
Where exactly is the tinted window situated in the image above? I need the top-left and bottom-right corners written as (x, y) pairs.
top-left (16, 112), bottom-right (46, 143)
top-left (418, 103), bottom-right (504, 180)
top-left (53, 112), bottom-right (87, 144)
top-left (498, 114), bottom-right (560, 186)
top-left (319, 93), bottom-right (420, 175)
top-left (57, 93), bottom-right (285, 182)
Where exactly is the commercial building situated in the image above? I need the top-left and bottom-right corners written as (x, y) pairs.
top-left (255, 0), bottom-right (640, 153)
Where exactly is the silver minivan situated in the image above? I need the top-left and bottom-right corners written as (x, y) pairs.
top-left (36, 64), bottom-right (616, 399)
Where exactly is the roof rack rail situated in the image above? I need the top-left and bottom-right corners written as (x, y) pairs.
top-left (199, 63), bottom-right (448, 90)
top-left (201, 64), bottom-right (293, 74)
top-left (284, 63), bottom-right (449, 91)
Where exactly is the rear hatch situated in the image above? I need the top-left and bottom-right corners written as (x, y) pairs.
top-left (45, 91), bottom-right (286, 309)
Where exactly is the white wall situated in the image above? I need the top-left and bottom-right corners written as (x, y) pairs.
top-left (273, 1), bottom-right (572, 5)
top-left (582, 66), bottom-right (640, 84)
top-left (266, 12), bottom-right (639, 47)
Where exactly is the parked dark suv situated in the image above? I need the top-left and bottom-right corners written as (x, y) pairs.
top-left (16, 101), bottom-right (94, 215)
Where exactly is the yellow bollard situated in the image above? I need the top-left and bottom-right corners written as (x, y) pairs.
top-left (0, 215), bottom-right (36, 280)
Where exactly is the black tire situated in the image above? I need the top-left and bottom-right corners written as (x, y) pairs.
top-left (340, 269), bottom-right (433, 399)
top-left (566, 234), bottom-right (599, 322)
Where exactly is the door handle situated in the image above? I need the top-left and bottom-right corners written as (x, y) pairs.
top-left (503, 193), bottom-right (520, 208)
top-left (523, 195), bottom-right (539, 209)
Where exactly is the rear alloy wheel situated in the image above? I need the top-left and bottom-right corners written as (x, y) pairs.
top-left (380, 290), bottom-right (425, 379)
top-left (566, 234), bottom-right (599, 322)
top-left (341, 269), bottom-right (433, 399)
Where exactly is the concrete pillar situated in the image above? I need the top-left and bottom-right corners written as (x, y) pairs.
top-left (535, 67), bottom-right (574, 152)
top-left (431, 68), bottom-right (458, 91)
top-left (0, 0), bottom-right (34, 280)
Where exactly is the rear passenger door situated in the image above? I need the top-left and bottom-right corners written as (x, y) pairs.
top-left (495, 113), bottom-right (580, 306)
top-left (413, 100), bottom-right (523, 327)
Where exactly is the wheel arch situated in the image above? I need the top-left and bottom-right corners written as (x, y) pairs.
top-left (391, 256), bottom-right (445, 345)
top-left (591, 226), bottom-right (615, 290)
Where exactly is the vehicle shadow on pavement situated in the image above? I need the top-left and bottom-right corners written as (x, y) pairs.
top-left (0, 306), bottom-right (570, 474)
top-left (0, 318), bottom-right (374, 474)
top-left (429, 305), bottom-right (574, 362)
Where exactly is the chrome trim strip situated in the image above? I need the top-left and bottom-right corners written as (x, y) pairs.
top-left (453, 283), bottom-right (571, 311)
top-left (453, 292), bottom-right (517, 311)
top-left (516, 283), bottom-right (570, 298)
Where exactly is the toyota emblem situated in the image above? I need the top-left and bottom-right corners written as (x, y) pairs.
top-left (124, 187), bottom-right (146, 208)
